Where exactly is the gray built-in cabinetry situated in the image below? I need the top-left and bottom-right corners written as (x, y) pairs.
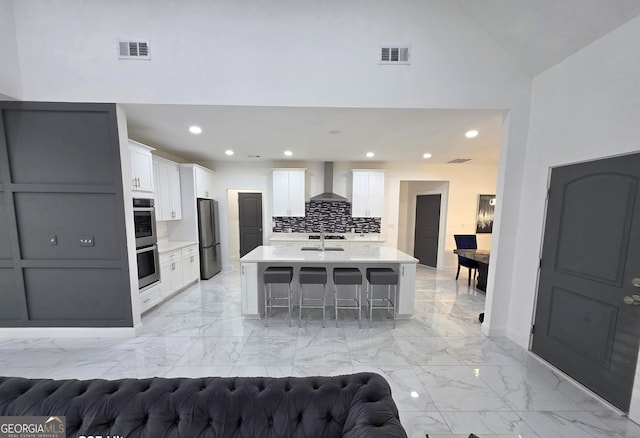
top-left (0, 102), bottom-right (133, 327)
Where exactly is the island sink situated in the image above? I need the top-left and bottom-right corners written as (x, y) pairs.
top-left (300, 247), bottom-right (345, 251)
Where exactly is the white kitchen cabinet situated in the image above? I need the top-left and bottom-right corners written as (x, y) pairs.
top-left (160, 249), bottom-right (184, 299)
top-left (182, 244), bottom-right (200, 284)
top-left (139, 283), bottom-right (162, 313)
top-left (241, 262), bottom-right (259, 317)
top-left (153, 157), bottom-right (182, 221)
top-left (159, 244), bottom-right (200, 301)
top-left (272, 169), bottom-right (305, 216)
top-left (397, 262), bottom-right (416, 316)
top-left (351, 170), bottom-right (384, 217)
top-left (129, 140), bottom-right (155, 194)
top-left (195, 166), bottom-right (215, 199)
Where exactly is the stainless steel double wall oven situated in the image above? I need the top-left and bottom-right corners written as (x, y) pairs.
top-left (133, 198), bottom-right (160, 289)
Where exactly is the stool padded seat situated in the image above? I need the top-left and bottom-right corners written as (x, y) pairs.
top-left (263, 267), bottom-right (293, 284)
top-left (333, 268), bottom-right (363, 285)
top-left (299, 267), bottom-right (327, 284)
top-left (366, 268), bottom-right (398, 285)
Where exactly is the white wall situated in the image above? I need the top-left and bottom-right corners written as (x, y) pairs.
top-left (0, 0), bottom-right (21, 98)
top-left (397, 181), bottom-right (450, 266)
top-left (8, 0), bottom-right (532, 346)
top-left (508, 15), bottom-right (640, 421)
top-left (11, 0), bottom-right (529, 108)
top-left (192, 159), bottom-right (498, 269)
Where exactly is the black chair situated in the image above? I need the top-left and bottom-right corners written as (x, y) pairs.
top-left (454, 234), bottom-right (479, 286)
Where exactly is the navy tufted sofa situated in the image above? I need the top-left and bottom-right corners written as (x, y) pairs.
top-left (0, 372), bottom-right (407, 437)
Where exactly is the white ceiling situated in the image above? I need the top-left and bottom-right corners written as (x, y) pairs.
top-left (122, 1), bottom-right (640, 165)
top-left (123, 105), bottom-right (505, 164)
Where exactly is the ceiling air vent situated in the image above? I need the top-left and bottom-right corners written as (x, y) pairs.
top-left (118, 41), bottom-right (150, 59)
top-left (379, 46), bottom-right (410, 64)
top-left (448, 158), bottom-right (472, 164)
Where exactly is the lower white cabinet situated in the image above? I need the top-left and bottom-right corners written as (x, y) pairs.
top-left (159, 244), bottom-right (200, 300)
top-left (160, 250), bottom-right (184, 299)
top-left (241, 262), bottom-right (259, 316)
top-left (139, 283), bottom-right (162, 313)
top-left (182, 245), bottom-right (200, 284)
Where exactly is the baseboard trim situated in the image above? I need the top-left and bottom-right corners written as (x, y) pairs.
top-left (0, 327), bottom-right (138, 338)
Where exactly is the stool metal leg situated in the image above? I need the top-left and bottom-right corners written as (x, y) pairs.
top-left (357, 284), bottom-right (362, 329)
top-left (288, 283), bottom-right (292, 327)
top-left (299, 285), bottom-right (303, 328)
top-left (334, 285), bottom-right (339, 328)
top-left (322, 286), bottom-right (325, 328)
top-left (265, 283), bottom-right (270, 327)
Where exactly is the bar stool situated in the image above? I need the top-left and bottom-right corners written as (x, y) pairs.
top-left (263, 267), bottom-right (294, 327)
top-left (366, 268), bottom-right (398, 328)
top-left (299, 267), bottom-right (328, 327)
top-left (333, 268), bottom-right (362, 328)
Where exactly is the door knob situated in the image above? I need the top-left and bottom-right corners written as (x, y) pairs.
top-left (623, 295), bottom-right (640, 305)
top-left (632, 278), bottom-right (640, 288)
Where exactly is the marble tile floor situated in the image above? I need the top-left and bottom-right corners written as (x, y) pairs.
top-left (2, 264), bottom-right (640, 437)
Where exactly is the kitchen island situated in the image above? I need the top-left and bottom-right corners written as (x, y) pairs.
top-left (239, 245), bottom-right (418, 320)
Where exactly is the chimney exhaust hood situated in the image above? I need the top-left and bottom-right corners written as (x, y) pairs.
top-left (310, 162), bottom-right (348, 202)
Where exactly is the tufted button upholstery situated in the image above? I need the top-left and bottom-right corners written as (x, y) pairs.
top-left (0, 372), bottom-right (407, 437)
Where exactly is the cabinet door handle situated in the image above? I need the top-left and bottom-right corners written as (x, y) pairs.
top-left (171, 262), bottom-right (175, 270)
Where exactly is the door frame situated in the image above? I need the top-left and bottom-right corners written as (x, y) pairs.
top-left (413, 194), bottom-right (442, 267)
top-left (397, 181), bottom-right (449, 268)
top-left (227, 189), bottom-right (265, 262)
top-left (529, 157), bottom-right (640, 414)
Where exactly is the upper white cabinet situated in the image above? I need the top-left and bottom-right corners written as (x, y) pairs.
top-left (153, 157), bottom-right (182, 221)
top-left (351, 170), bottom-right (384, 217)
top-left (272, 169), bottom-right (305, 217)
top-left (129, 140), bottom-right (155, 194)
top-left (195, 166), bottom-right (215, 199)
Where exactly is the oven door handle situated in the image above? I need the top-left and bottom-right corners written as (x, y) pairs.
top-left (134, 207), bottom-right (155, 213)
top-left (136, 245), bottom-right (158, 254)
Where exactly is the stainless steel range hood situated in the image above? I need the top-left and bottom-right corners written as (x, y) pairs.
top-left (310, 162), bottom-right (348, 202)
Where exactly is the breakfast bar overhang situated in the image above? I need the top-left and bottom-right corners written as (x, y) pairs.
top-left (240, 245), bottom-right (419, 319)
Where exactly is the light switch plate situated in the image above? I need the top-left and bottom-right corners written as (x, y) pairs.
top-left (79, 236), bottom-right (94, 247)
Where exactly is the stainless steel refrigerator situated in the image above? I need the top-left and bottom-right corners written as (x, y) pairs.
top-left (197, 198), bottom-right (222, 279)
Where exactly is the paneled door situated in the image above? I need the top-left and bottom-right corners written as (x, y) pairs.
top-left (532, 153), bottom-right (640, 411)
top-left (413, 194), bottom-right (440, 267)
top-left (239, 192), bottom-right (263, 258)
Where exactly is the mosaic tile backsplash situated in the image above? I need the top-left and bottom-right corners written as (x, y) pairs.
top-left (272, 200), bottom-right (381, 233)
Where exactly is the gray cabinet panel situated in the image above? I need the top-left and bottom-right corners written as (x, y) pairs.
top-left (0, 268), bottom-right (21, 320)
top-left (4, 109), bottom-right (117, 185)
top-left (0, 196), bottom-right (12, 259)
top-left (24, 268), bottom-right (127, 321)
top-left (15, 193), bottom-right (122, 260)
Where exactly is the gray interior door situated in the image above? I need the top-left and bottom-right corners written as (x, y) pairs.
top-left (532, 153), bottom-right (640, 411)
top-left (239, 193), bottom-right (263, 258)
top-left (414, 194), bottom-right (441, 267)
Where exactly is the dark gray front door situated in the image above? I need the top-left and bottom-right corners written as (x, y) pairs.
top-left (532, 153), bottom-right (640, 411)
top-left (414, 194), bottom-right (441, 267)
top-left (239, 193), bottom-right (263, 258)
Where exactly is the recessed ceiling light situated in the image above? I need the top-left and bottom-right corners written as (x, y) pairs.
top-left (225, 149), bottom-right (234, 156)
top-left (423, 153), bottom-right (432, 159)
top-left (366, 152), bottom-right (375, 158)
top-left (189, 125), bottom-right (202, 134)
top-left (329, 129), bottom-right (341, 135)
top-left (465, 129), bottom-right (479, 138)
top-left (284, 150), bottom-right (293, 157)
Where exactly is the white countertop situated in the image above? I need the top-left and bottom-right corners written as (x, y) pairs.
top-left (269, 233), bottom-right (385, 243)
top-left (240, 245), bottom-right (417, 263)
top-left (157, 240), bottom-right (199, 253)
